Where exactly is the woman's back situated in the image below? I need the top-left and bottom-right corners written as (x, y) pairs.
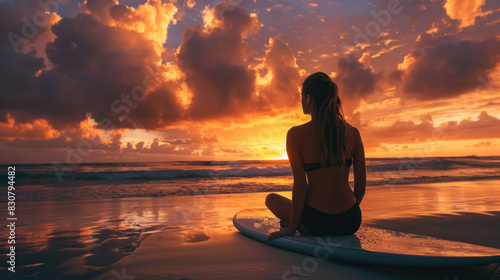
top-left (292, 121), bottom-right (358, 214)
top-left (266, 71), bottom-right (366, 240)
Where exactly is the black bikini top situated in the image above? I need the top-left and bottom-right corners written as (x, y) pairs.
top-left (303, 159), bottom-right (353, 172)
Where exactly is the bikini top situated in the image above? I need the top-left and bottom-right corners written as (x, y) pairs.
top-left (303, 159), bottom-right (353, 172)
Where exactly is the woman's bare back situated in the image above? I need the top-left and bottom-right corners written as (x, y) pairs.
top-left (292, 121), bottom-right (358, 214)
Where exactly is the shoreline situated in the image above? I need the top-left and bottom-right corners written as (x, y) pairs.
top-left (5, 175), bottom-right (500, 204)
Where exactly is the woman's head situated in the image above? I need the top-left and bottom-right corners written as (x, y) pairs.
top-left (301, 72), bottom-right (350, 166)
top-left (301, 72), bottom-right (340, 118)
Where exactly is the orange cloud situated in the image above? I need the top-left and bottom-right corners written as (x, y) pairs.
top-left (255, 37), bottom-right (305, 110)
top-left (473, 139), bottom-right (493, 148)
top-left (361, 111), bottom-right (500, 149)
top-left (444, 0), bottom-right (485, 28)
top-left (109, 0), bottom-right (177, 57)
top-left (0, 116), bottom-right (60, 140)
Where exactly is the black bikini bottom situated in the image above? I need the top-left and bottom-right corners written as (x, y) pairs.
top-left (300, 202), bottom-right (362, 236)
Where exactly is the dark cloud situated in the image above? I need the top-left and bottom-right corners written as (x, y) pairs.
top-left (165, 139), bottom-right (192, 145)
top-left (257, 37), bottom-right (303, 109)
top-left (362, 111), bottom-right (500, 148)
top-left (397, 34), bottom-right (500, 100)
top-left (1, 2), bottom-right (300, 136)
top-left (121, 138), bottom-right (192, 155)
top-left (438, 111), bottom-right (500, 140)
top-left (5, 130), bottom-right (121, 152)
top-left (84, 0), bottom-right (117, 25)
top-left (122, 82), bottom-right (184, 130)
top-left (370, 114), bottom-right (435, 143)
top-left (0, 1), bottom-right (59, 58)
top-left (108, 3), bottom-right (131, 21)
top-left (176, 4), bottom-right (258, 120)
top-left (1, 10), bottom-right (183, 130)
top-left (0, 44), bottom-right (44, 100)
top-left (0, 44), bottom-right (48, 125)
top-left (0, 3), bottom-right (24, 45)
top-left (335, 54), bottom-right (379, 101)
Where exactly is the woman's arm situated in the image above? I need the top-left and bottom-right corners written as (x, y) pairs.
top-left (352, 127), bottom-right (366, 205)
top-left (286, 127), bottom-right (308, 231)
top-left (267, 127), bottom-right (307, 241)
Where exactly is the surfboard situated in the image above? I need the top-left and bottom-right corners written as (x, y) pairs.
top-left (233, 208), bottom-right (500, 266)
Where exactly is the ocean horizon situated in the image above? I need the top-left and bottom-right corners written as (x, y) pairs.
top-left (2, 156), bottom-right (500, 202)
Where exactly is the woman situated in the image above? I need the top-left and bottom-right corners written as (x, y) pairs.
top-left (266, 72), bottom-right (366, 240)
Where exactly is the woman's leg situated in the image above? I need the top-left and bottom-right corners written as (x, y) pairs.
top-left (265, 193), bottom-right (291, 226)
top-left (265, 193), bottom-right (311, 235)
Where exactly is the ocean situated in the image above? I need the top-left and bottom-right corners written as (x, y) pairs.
top-left (2, 156), bottom-right (500, 202)
top-left (3, 156), bottom-right (500, 280)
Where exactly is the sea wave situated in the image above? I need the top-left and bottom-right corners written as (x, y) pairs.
top-left (2, 157), bottom-right (500, 202)
top-left (17, 166), bottom-right (294, 181)
top-left (3, 174), bottom-right (500, 202)
top-left (8, 156), bottom-right (500, 182)
top-left (367, 157), bottom-right (500, 171)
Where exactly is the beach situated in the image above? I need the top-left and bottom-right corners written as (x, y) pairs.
top-left (3, 179), bottom-right (500, 280)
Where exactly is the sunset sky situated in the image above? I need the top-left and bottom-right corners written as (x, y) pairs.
top-left (0, 0), bottom-right (499, 164)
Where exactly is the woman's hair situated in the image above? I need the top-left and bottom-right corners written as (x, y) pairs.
top-left (302, 72), bottom-right (351, 167)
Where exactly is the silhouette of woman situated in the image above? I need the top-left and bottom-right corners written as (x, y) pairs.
top-left (266, 72), bottom-right (366, 240)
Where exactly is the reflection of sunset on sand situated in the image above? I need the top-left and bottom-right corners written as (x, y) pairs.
top-left (11, 180), bottom-right (500, 279)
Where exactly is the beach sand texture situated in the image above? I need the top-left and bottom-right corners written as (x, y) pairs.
top-left (3, 180), bottom-right (500, 280)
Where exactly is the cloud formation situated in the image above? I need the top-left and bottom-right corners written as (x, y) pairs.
top-left (1, 2), bottom-right (182, 130)
top-left (336, 53), bottom-right (379, 101)
top-left (82, 0), bottom-right (118, 26)
top-left (255, 37), bottom-right (304, 110)
top-left (0, 116), bottom-right (59, 140)
top-left (109, 0), bottom-right (177, 56)
top-left (176, 4), bottom-right (260, 120)
top-left (334, 53), bottom-right (380, 113)
top-left (363, 111), bottom-right (500, 148)
top-left (396, 34), bottom-right (500, 100)
top-left (1, 0), bottom-right (499, 162)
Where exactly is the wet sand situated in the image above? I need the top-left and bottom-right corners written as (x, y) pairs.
top-left (3, 180), bottom-right (500, 279)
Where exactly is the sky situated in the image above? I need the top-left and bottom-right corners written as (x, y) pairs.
top-left (0, 0), bottom-right (499, 164)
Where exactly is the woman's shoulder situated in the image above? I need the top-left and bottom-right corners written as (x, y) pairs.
top-left (345, 122), bottom-right (363, 147)
top-left (287, 122), bottom-right (314, 143)
top-left (288, 121), bottom-right (313, 133)
top-left (345, 122), bottom-right (360, 135)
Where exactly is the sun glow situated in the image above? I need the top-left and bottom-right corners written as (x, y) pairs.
top-left (275, 151), bottom-right (289, 160)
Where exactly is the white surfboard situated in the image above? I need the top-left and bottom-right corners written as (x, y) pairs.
top-left (233, 208), bottom-right (500, 266)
